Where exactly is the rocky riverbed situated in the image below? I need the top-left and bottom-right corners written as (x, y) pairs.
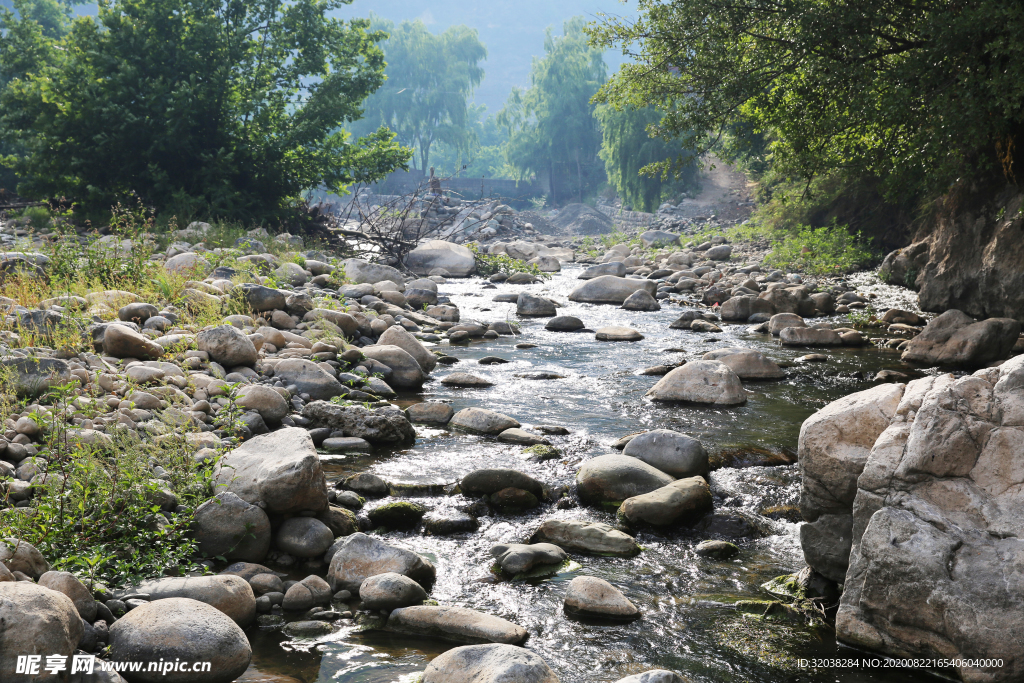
top-left (2, 225), bottom-right (1022, 683)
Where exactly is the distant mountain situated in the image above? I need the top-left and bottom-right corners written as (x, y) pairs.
top-left (331, 0), bottom-right (638, 113)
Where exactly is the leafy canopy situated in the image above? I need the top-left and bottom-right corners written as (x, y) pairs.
top-left (0, 0), bottom-right (410, 218)
top-left (589, 0), bottom-right (1024, 197)
top-left (348, 14), bottom-right (486, 173)
top-left (498, 17), bottom-right (606, 202)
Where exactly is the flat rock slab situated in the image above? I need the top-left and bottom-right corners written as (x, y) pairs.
top-left (496, 428), bottom-right (551, 446)
top-left (595, 326), bottom-right (644, 342)
top-left (441, 373), bottom-right (494, 388)
top-left (385, 605), bottom-right (528, 645)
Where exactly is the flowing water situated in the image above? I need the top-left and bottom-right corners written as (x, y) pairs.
top-left (244, 267), bottom-right (937, 683)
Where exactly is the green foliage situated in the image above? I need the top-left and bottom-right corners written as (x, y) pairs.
top-left (498, 17), bottom-right (606, 203)
top-left (595, 105), bottom-right (700, 212)
top-left (590, 0), bottom-right (1024, 199)
top-left (467, 244), bottom-right (549, 278)
top-left (348, 14), bottom-right (486, 172)
top-left (0, 0), bottom-right (411, 219)
top-left (430, 105), bottom-right (518, 180)
top-left (763, 222), bottom-right (875, 276)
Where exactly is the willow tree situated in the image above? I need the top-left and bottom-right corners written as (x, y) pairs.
top-left (350, 16), bottom-right (486, 172)
top-left (498, 17), bottom-right (606, 204)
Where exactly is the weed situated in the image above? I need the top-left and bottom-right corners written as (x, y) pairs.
top-left (468, 244), bottom-right (550, 278)
top-left (762, 222), bottom-right (874, 275)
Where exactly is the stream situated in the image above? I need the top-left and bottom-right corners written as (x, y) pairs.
top-left (243, 266), bottom-right (937, 683)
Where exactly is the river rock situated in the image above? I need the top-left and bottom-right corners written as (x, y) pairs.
top-left (126, 575), bottom-right (255, 626)
top-left (720, 295), bottom-right (774, 321)
top-left (406, 402), bottom-right (454, 424)
top-left (576, 454), bottom-right (675, 507)
top-left (272, 358), bottom-right (345, 400)
top-left (706, 244), bottom-right (732, 260)
top-left (0, 538), bottom-right (50, 578)
top-left (275, 517), bottom-right (334, 558)
top-left (377, 325), bottom-right (437, 373)
top-left (423, 511), bottom-right (479, 535)
top-left (545, 315), bottom-right (585, 331)
top-left (358, 572), bottom-right (427, 609)
top-left (1, 357), bottom-right (71, 397)
top-left (405, 240), bottom-right (476, 277)
top-left (702, 347), bottom-right (783, 380)
top-left (103, 324), bottom-right (163, 359)
top-left (619, 477), bottom-right (712, 526)
top-left (343, 259), bottom-right (405, 285)
top-left (490, 543), bottom-right (566, 575)
top-left (108, 598), bottom-right (251, 683)
top-left (282, 575), bottom-right (332, 611)
top-left (596, 326), bottom-right (644, 341)
top-left (621, 289), bottom-right (660, 311)
top-left (303, 401), bottom-right (416, 444)
top-left (165, 252), bottom-right (211, 276)
top-left (563, 576), bottom-right (639, 620)
top-left (835, 359), bottom-right (1024, 681)
top-left (622, 429), bottom-right (708, 478)
top-left (38, 570), bottom-right (97, 621)
top-left (235, 384), bottom-right (289, 423)
top-left (694, 540), bottom-right (739, 560)
top-left (516, 292), bottom-right (557, 317)
top-left (780, 327), bottom-right (842, 346)
top-left (900, 309), bottom-right (1020, 367)
top-left (798, 382), bottom-right (905, 582)
top-left (212, 427), bottom-right (328, 514)
top-left (193, 492), bottom-right (272, 562)
top-left (238, 284), bottom-right (286, 312)
top-left (614, 672), bottom-right (687, 683)
top-left (442, 372), bottom-right (494, 388)
top-left (646, 360), bottom-right (747, 405)
top-left (462, 468), bottom-right (544, 497)
top-left (579, 262), bottom-right (627, 279)
top-left (391, 609), bottom-right (530, 648)
top-left (360, 345), bottom-right (425, 389)
top-left (326, 533), bottom-right (435, 593)
top-left (0, 582), bottom-right (84, 682)
top-left (422, 643), bottom-right (556, 683)
top-left (119, 302), bottom-right (159, 323)
top-left (450, 407), bottom-right (520, 435)
top-left (569, 275), bottom-right (658, 304)
top-left (197, 325), bottom-right (258, 367)
top-left (768, 312), bottom-right (806, 336)
top-left (530, 519), bottom-right (640, 557)
top-left (639, 230), bottom-right (680, 249)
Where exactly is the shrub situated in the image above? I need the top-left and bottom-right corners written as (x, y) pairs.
top-left (763, 222), bottom-right (874, 276)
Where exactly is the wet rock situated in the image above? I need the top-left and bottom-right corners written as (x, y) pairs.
top-left (780, 327), bottom-right (842, 346)
top-left (768, 312), bottom-right (806, 336)
top-left (108, 598), bottom-right (251, 683)
top-left (360, 345), bottom-right (425, 389)
top-left (623, 429), bottom-right (708, 478)
top-left (576, 454), bottom-right (675, 506)
top-left (462, 468), bottom-right (544, 497)
top-left (389, 609), bottom-right (530, 647)
top-left (197, 325), bottom-right (257, 367)
top-left (322, 436), bottom-right (370, 453)
top-left (212, 427), bottom-right (328, 514)
top-left (404, 240), bottom-right (476, 277)
top-left (193, 492), bottom-right (272, 563)
top-left (496, 428), bottom-right (550, 445)
top-left (342, 472), bottom-right (389, 497)
top-left (694, 510), bottom-right (774, 539)
top-left (272, 359), bottom-right (345, 401)
top-left (317, 505), bottom-right (359, 537)
top-left (450, 407), bottom-right (520, 435)
top-left (367, 501), bottom-right (426, 529)
top-left (489, 487), bottom-right (539, 512)
top-left (406, 402), bottom-right (454, 425)
top-left (881, 308), bottom-right (924, 326)
top-left (517, 292), bottom-right (557, 317)
top-left (283, 620), bottom-right (335, 637)
top-left (0, 538), bottom-right (50, 578)
top-left (596, 326), bottom-right (644, 341)
top-left (694, 540), bottom-right (738, 560)
top-left (530, 519), bottom-right (640, 557)
top-left (359, 572), bottom-right (427, 609)
top-left (0, 582), bottom-right (84, 682)
top-left (545, 315), bottom-right (585, 332)
top-left (276, 517), bottom-right (334, 558)
top-left (282, 575), bottom-right (332, 611)
top-left (646, 361), bottom-right (747, 405)
top-left (613, 671), bottom-right (688, 683)
top-left (621, 289), bottom-right (660, 311)
top-left (490, 543), bottom-right (566, 575)
top-left (619, 477), bottom-right (712, 526)
top-left (326, 533), bottom-right (435, 593)
top-left (563, 576), bottom-right (639, 621)
top-left (423, 511), bottom-right (479, 535)
top-left (900, 309), bottom-right (1020, 367)
top-left (441, 372), bottom-right (494, 388)
top-left (125, 575), bottom-right (256, 626)
top-left (103, 324), bottom-right (164, 359)
top-left (720, 295), bottom-right (774, 321)
top-left (302, 401), bottom-right (415, 444)
top-left (569, 275), bottom-right (657, 304)
top-left (702, 347), bottom-right (783, 380)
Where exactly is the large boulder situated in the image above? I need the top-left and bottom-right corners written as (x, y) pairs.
top-left (568, 275), bottom-right (658, 304)
top-left (377, 325), bottom-right (437, 373)
top-left (702, 347), bottom-right (784, 380)
top-left (212, 427), bottom-right (328, 514)
top-left (646, 360), bottom-right (747, 405)
top-left (360, 345), bottom-right (425, 390)
top-left (422, 644), bottom-right (557, 683)
top-left (530, 519), bottom-right (640, 557)
top-left (622, 429), bottom-right (708, 478)
top-left (326, 532), bottom-right (435, 593)
top-left (108, 598), bottom-right (251, 683)
top-left (579, 262), bottom-right (626, 279)
top-left (576, 454), bottom-right (675, 506)
top-left (343, 259), bottom-right (405, 285)
top-left (405, 240), bottom-right (476, 277)
top-left (193, 492), bottom-right (272, 562)
top-left (0, 582), bottom-right (84, 682)
top-left (797, 382), bottom-right (905, 582)
top-left (387, 606), bottom-right (528, 646)
top-left (38, 570), bottom-right (97, 621)
top-left (618, 477), bottom-right (712, 526)
top-left (197, 325), bottom-right (258, 367)
top-left (900, 309), bottom-right (1020, 367)
top-left (126, 575), bottom-right (256, 626)
top-left (834, 360), bottom-right (1024, 681)
top-left (271, 358), bottom-right (345, 400)
top-left (302, 401), bottom-right (416, 444)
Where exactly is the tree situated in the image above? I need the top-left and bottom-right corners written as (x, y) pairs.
top-left (498, 17), bottom-right (606, 204)
top-left (596, 104), bottom-right (699, 212)
top-left (0, 0), bottom-right (410, 218)
top-left (430, 105), bottom-right (516, 180)
top-left (348, 15), bottom-right (486, 173)
top-left (589, 0), bottom-right (1024, 198)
